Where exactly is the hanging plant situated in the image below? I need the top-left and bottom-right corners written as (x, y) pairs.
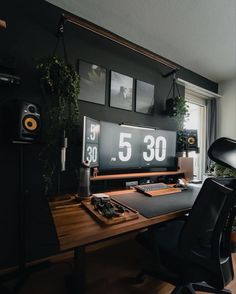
top-left (166, 96), bottom-right (189, 130)
top-left (36, 55), bottom-right (80, 194)
top-left (165, 74), bottom-right (189, 130)
top-left (173, 96), bottom-right (189, 130)
top-left (37, 56), bottom-right (80, 138)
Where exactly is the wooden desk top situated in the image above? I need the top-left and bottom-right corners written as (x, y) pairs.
top-left (50, 190), bottom-right (193, 252)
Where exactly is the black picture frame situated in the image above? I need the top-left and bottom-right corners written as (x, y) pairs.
top-left (136, 80), bottom-right (155, 114)
top-left (110, 71), bottom-right (133, 111)
top-left (78, 60), bottom-right (106, 105)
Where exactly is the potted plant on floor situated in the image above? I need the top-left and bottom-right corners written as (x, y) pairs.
top-left (212, 162), bottom-right (236, 251)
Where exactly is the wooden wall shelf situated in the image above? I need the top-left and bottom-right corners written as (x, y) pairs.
top-left (90, 158), bottom-right (193, 182)
top-left (61, 13), bottom-right (179, 71)
top-left (91, 170), bottom-right (184, 181)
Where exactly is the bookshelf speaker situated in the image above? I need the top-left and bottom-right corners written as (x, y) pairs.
top-left (4, 100), bottom-right (41, 142)
top-left (177, 129), bottom-right (199, 153)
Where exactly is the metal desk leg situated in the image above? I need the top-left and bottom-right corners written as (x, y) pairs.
top-left (73, 246), bottom-right (86, 294)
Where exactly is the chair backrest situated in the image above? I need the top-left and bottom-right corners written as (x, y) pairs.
top-left (178, 137), bottom-right (236, 289)
top-left (179, 178), bottom-right (235, 288)
top-left (208, 137), bottom-right (236, 169)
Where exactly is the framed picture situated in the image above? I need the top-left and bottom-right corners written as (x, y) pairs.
top-left (110, 71), bottom-right (133, 111)
top-left (136, 80), bottom-right (155, 114)
top-left (78, 60), bottom-right (106, 105)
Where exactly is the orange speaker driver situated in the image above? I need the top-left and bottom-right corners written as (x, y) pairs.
top-left (187, 136), bottom-right (196, 145)
top-left (23, 116), bottom-right (38, 132)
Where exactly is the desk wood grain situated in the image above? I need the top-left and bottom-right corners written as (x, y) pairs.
top-left (51, 190), bottom-right (191, 252)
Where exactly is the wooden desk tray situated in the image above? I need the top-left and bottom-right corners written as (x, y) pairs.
top-left (49, 194), bottom-right (80, 209)
top-left (81, 198), bottom-right (139, 225)
top-left (144, 187), bottom-right (182, 197)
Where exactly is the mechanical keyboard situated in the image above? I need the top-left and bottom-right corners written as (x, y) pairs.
top-left (135, 182), bottom-right (170, 192)
top-left (135, 182), bottom-right (182, 197)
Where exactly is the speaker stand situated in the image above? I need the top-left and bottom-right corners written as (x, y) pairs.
top-left (0, 142), bottom-right (51, 293)
top-left (18, 143), bottom-right (26, 273)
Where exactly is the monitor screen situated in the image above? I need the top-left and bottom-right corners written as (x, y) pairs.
top-left (82, 117), bottom-right (177, 171)
top-left (99, 121), bottom-right (176, 171)
top-left (82, 116), bottom-right (100, 167)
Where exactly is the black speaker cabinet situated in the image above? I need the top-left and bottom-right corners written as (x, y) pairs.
top-left (3, 100), bottom-right (41, 142)
top-left (177, 129), bottom-right (199, 153)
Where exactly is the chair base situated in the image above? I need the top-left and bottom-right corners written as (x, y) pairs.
top-left (171, 285), bottom-right (195, 294)
top-left (136, 270), bottom-right (232, 294)
top-left (192, 282), bottom-right (231, 293)
top-left (135, 267), bottom-right (181, 286)
top-left (170, 283), bottom-right (232, 294)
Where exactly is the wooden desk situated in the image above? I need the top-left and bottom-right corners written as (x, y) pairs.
top-left (51, 190), bottom-right (193, 252)
top-left (50, 186), bottom-right (200, 293)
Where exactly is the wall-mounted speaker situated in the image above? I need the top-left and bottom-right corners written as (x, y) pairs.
top-left (3, 100), bottom-right (41, 143)
top-left (177, 129), bottom-right (199, 153)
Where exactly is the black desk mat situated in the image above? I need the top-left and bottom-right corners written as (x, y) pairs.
top-left (111, 185), bottom-right (201, 218)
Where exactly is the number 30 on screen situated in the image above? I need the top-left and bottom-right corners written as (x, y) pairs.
top-left (118, 132), bottom-right (167, 162)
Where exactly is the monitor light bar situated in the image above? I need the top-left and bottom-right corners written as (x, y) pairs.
top-left (120, 123), bottom-right (156, 131)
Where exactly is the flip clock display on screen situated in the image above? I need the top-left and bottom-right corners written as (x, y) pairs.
top-left (82, 116), bottom-right (177, 171)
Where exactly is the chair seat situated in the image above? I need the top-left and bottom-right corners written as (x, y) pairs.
top-left (137, 220), bottom-right (184, 258)
top-left (151, 220), bottom-right (184, 256)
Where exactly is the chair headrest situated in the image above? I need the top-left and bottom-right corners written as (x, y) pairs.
top-left (208, 137), bottom-right (236, 170)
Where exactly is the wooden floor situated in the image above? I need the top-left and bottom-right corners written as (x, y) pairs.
top-left (3, 238), bottom-right (236, 294)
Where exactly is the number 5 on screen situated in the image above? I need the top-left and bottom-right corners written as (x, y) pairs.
top-left (90, 124), bottom-right (97, 141)
top-left (118, 133), bottom-right (132, 162)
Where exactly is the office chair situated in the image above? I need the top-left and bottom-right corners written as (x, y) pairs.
top-left (208, 137), bottom-right (236, 170)
top-left (136, 137), bottom-right (236, 294)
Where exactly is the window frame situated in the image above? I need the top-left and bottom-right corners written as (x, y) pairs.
top-left (185, 89), bottom-right (207, 180)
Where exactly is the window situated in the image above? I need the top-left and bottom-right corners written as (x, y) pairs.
top-left (184, 91), bottom-right (206, 180)
top-left (177, 78), bottom-right (221, 181)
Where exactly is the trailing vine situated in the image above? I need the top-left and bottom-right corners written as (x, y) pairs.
top-left (36, 56), bottom-right (80, 194)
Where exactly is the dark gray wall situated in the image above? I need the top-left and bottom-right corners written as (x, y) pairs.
top-left (0, 0), bottom-right (218, 268)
